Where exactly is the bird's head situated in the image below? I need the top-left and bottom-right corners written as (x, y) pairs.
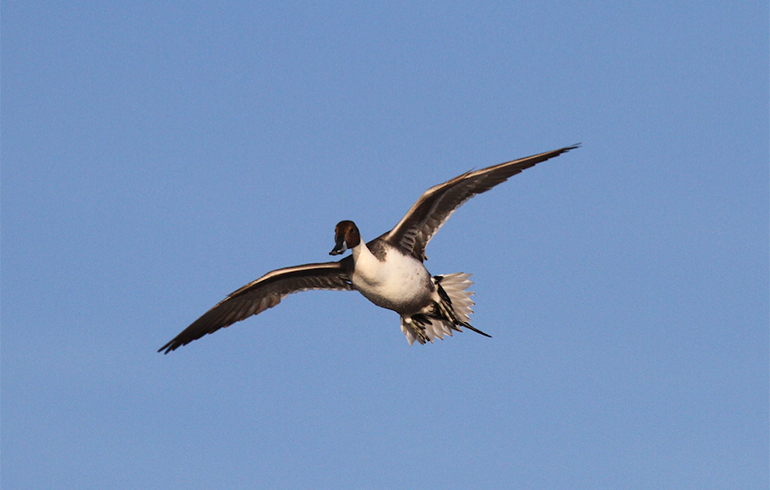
top-left (330, 220), bottom-right (361, 255)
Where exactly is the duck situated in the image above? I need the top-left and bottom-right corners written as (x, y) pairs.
top-left (159, 145), bottom-right (579, 354)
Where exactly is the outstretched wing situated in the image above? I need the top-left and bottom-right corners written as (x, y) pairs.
top-left (159, 258), bottom-right (353, 353)
top-left (384, 145), bottom-right (579, 260)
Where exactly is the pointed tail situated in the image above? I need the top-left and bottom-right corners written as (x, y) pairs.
top-left (400, 273), bottom-right (491, 345)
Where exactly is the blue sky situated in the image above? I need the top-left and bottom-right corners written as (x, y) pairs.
top-left (2, 2), bottom-right (767, 489)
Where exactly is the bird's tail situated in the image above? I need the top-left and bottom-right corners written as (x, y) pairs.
top-left (400, 273), bottom-right (491, 345)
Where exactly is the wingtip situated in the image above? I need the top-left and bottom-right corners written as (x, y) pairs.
top-left (157, 340), bottom-right (177, 355)
top-left (550, 143), bottom-right (581, 159)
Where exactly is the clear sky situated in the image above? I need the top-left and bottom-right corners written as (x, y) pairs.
top-left (2, 2), bottom-right (767, 489)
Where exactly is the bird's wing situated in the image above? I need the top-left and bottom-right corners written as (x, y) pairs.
top-left (159, 258), bottom-right (353, 354)
top-left (383, 145), bottom-right (579, 261)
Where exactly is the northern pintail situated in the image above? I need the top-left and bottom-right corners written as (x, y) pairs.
top-left (159, 145), bottom-right (578, 353)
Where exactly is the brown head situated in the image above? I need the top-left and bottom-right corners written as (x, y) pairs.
top-left (330, 220), bottom-right (361, 255)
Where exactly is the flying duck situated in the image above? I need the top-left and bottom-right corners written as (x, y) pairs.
top-left (159, 145), bottom-right (578, 353)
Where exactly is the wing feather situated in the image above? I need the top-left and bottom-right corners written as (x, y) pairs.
top-left (385, 145), bottom-right (579, 260)
top-left (159, 259), bottom-right (353, 353)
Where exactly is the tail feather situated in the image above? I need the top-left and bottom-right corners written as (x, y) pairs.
top-left (435, 272), bottom-right (474, 323)
top-left (399, 273), bottom-right (491, 345)
top-left (400, 316), bottom-right (453, 345)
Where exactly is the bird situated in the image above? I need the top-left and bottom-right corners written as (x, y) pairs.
top-left (159, 145), bottom-right (579, 353)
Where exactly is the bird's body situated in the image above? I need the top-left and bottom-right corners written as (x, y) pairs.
top-left (347, 234), bottom-right (432, 314)
top-left (159, 145), bottom-right (578, 353)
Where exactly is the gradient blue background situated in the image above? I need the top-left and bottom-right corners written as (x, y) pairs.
top-left (3, 2), bottom-right (768, 489)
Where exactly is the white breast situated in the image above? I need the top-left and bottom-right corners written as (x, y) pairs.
top-left (350, 242), bottom-right (433, 313)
